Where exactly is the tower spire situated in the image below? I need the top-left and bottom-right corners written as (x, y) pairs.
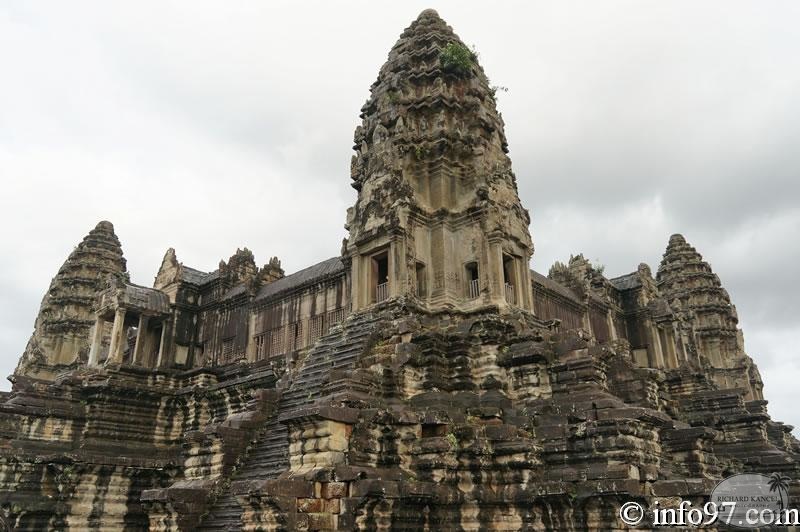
top-left (345, 10), bottom-right (533, 312)
top-left (656, 233), bottom-right (763, 399)
top-left (15, 221), bottom-right (128, 381)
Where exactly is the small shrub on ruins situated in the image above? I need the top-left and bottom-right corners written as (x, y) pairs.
top-left (440, 43), bottom-right (476, 77)
top-left (489, 84), bottom-right (509, 102)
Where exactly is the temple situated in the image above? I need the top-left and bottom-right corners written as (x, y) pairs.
top-left (1, 9), bottom-right (796, 531)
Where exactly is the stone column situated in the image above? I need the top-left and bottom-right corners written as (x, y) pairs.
top-left (396, 236), bottom-right (413, 300)
top-left (155, 319), bottom-right (169, 368)
top-left (389, 239), bottom-right (401, 298)
top-left (648, 322), bottom-right (665, 368)
top-left (131, 314), bottom-right (149, 366)
top-left (607, 310), bottom-right (618, 341)
top-left (246, 312), bottom-right (257, 362)
top-left (510, 256), bottom-right (523, 307)
top-left (430, 225), bottom-right (446, 303)
top-left (661, 326), bottom-right (678, 368)
top-left (581, 299), bottom-right (591, 332)
top-left (442, 229), bottom-right (458, 302)
top-left (487, 239), bottom-right (504, 306)
top-left (88, 317), bottom-right (105, 367)
top-left (106, 307), bottom-right (127, 365)
top-left (517, 260), bottom-right (534, 312)
top-left (350, 255), bottom-right (363, 311)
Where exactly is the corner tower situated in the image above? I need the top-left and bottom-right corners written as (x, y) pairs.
top-left (15, 221), bottom-right (128, 381)
top-left (657, 234), bottom-right (763, 400)
top-left (345, 9), bottom-right (533, 312)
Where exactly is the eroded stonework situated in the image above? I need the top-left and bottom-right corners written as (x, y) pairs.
top-left (15, 221), bottom-right (128, 381)
top-left (1, 9), bottom-right (797, 531)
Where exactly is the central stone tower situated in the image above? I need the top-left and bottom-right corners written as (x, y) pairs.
top-left (345, 9), bottom-right (534, 313)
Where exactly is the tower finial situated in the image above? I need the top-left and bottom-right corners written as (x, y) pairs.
top-left (417, 8), bottom-right (441, 19)
top-left (669, 233), bottom-right (686, 244)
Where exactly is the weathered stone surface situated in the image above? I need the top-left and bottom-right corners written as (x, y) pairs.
top-left (15, 221), bottom-right (128, 381)
top-left (656, 233), bottom-right (764, 400)
top-left (344, 8), bottom-right (533, 314)
top-left (0, 8), bottom-right (797, 532)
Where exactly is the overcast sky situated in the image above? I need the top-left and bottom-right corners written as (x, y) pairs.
top-left (1, 1), bottom-right (798, 431)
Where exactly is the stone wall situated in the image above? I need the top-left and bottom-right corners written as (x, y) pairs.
top-left (0, 364), bottom-right (278, 530)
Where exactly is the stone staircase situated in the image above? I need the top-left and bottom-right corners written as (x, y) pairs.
top-left (664, 367), bottom-right (800, 476)
top-left (197, 309), bottom-right (390, 530)
top-left (141, 388), bottom-right (279, 530)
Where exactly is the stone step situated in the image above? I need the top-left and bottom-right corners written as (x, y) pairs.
top-left (195, 492), bottom-right (242, 531)
top-left (197, 311), bottom-right (389, 529)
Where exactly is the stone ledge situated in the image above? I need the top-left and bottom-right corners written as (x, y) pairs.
top-left (140, 482), bottom-right (212, 503)
top-left (278, 405), bottom-right (359, 425)
top-left (231, 478), bottom-right (315, 498)
top-left (651, 479), bottom-right (716, 497)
